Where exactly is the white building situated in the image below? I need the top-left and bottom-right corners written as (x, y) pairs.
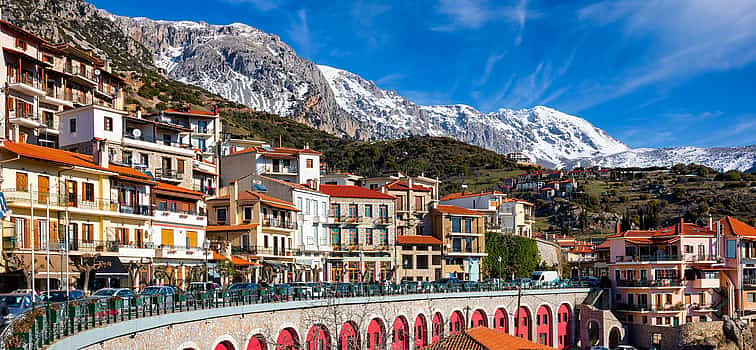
top-left (220, 144), bottom-right (321, 187)
top-left (439, 190), bottom-right (508, 232)
top-left (499, 199), bottom-right (535, 237)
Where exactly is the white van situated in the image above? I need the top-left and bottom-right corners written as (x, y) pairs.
top-left (530, 271), bottom-right (559, 287)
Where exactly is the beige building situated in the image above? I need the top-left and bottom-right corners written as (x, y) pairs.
top-left (206, 183), bottom-right (300, 283)
top-left (432, 205), bottom-right (487, 281)
top-left (318, 184), bottom-right (396, 283)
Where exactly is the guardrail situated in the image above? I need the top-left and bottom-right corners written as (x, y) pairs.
top-left (0, 280), bottom-right (592, 349)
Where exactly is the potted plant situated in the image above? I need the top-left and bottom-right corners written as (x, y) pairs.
top-left (107, 296), bottom-right (123, 311)
top-left (6, 314), bottom-right (34, 349)
top-left (47, 303), bottom-right (61, 323)
top-left (67, 300), bottom-right (81, 317)
top-left (86, 299), bottom-right (101, 315)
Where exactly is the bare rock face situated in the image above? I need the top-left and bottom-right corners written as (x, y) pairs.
top-left (680, 318), bottom-right (753, 350)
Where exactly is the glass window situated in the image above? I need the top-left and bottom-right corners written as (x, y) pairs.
top-left (451, 218), bottom-right (461, 232)
top-left (365, 228), bottom-right (373, 245)
top-left (364, 204), bottom-right (373, 218)
top-left (464, 218), bottom-right (472, 233)
top-left (69, 118), bottom-right (77, 132)
top-left (348, 204), bottom-right (358, 218)
top-left (216, 208), bottom-right (227, 222)
top-left (726, 240), bottom-right (737, 258)
top-left (104, 117), bottom-right (113, 131)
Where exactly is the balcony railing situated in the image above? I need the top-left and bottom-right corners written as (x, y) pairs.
top-left (124, 134), bottom-right (193, 149)
top-left (616, 279), bottom-right (683, 287)
top-left (262, 218), bottom-right (297, 230)
top-left (3, 238), bottom-right (154, 252)
top-left (233, 246), bottom-right (301, 256)
top-left (154, 168), bottom-right (184, 181)
top-left (2, 190), bottom-right (151, 216)
top-left (615, 303), bottom-right (686, 312)
top-left (615, 254), bottom-right (716, 263)
top-left (375, 217), bottom-right (392, 225)
top-left (63, 65), bottom-right (94, 81)
top-left (8, 74), bottom-right (42, 89)
top-left (193, 185), bottom-right (216, 196)
top-left (153, 205), bottom-right (203, 217)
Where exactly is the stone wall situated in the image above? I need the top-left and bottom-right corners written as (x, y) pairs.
top-left (48, 289), bottom-right (590, 350)
top-left (535, 238), bottom-right (562, 271)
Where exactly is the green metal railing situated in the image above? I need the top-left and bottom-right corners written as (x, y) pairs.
top-left (0, 280), bottom-right (591, 349)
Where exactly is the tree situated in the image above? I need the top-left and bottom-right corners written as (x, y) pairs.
top-left (216, 260), bottom-right (237, 285)
top-left (2, 252), bottom-right (47, 290)
top-left (125, 258), bottom-right (150, 290)
top-left (483, 234), bottom-right (540, 279)
top-left (72, 253), bottom-right (111, 293)
top-left (153, 263), bottom-right (182, 286)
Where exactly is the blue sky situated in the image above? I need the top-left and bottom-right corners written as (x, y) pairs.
top-left (91, 0), bottom-right (756, 149)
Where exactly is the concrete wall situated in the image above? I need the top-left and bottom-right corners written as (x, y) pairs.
top-left (50, 289), bottom-right (591, 350)
top-left (535, 238), bottom-right (562, 270)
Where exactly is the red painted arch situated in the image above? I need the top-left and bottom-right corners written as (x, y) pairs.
top-left (414, 314), bottom-right (428, 348)
top-left (514, 306), bottom-right (532, 340)
top-left (339, 321), bottom-right (360, 350)
top-left (391, 316), bottom-right (410, 350)
top-left (366, 318), bottom-right (386, 350)
top-left (536, 305), bottom-right (553, 346)
top-left (247, 335), bottom-right (267, 350)
top-left (276, 327), bottom-right (300, 350)
top-left (494, 308), bottom-right (509, 334)
top-left (448, 311), bottom-right (465, 336)
top-left (306, 324), bottom-right (330, 350)
top-left (215, 341), bottom-right (235, 350)
top-left (557, 304), bottom-right (572, 349)
top-left (471, 309), bottom-right (488, 328)
top-left (431, 312), bottom-right (444, 343)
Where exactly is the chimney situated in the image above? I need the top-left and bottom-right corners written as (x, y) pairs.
top-left (136, 110), bottom-right (142, 119)
top-left (214, 105), bottom-right (218, 115)
top-left (708, 215), bottom-right (713, 231)
top-left (93, 139), bottom-right (109, 168)
top-left (616, 221), bottom-right (620, 234)
top-left (189, 103), bottom-right (193, 112)
top-left (716, 221), bottom-right (721, 257)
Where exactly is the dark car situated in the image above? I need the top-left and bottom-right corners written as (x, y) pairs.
top-left (461, 280), bottom-right (481, 292)
top-left (91, 288), bottom-right (136, 308)
top-left (0, 294), bottom-right (33, 326)
top-left (433, 278), bottom-right (462, 292)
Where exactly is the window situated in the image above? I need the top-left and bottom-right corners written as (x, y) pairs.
top-left (348, 228), bottom-right (358, 246)
top-left (104, 117), bottom-right (113, 131)
top-left (379, 205), bottom-right (389, 218)
top-left (331, 227), bottom-right (341, 246)
top-left (83, 183), bottom-right (94, 202)
top-left (452, 217), bottom-right (461, 232)
top-left (264, 235), bottom-right (269, 248)
top-left (82, 224), bottom-right (94, 242)
top-left (365, 204), bottom-right (373, 218)
top-left (298, 198), bottom-right (303, 210)
top-left (70, 118), bottom-right (77, 132)
top-left (365, 228), bottom-right (373, 245)
top-left (378, 228), bottom-right (388, 246)
top-left (348, 204), bottom-right (358, 218)
top-left (140, 153), bottom-right (149, 167)
top-left (321, 202), bottom-right (326, 217)
top-left (306, 159), bottom-right (313, 168)
top-left (306, 199), bottom-right (311, 215)
top-left (726, 240), bottom-right (737, 259)
top-left (243, 207), bottom-right (253, 221)
top-left (330, 203), bottom-right (340, 218)
top-left (15, 38), bottom-right (27, 50)
top-left (15, 172), bottom-right (28, 192)
top-left (123, 151), bottom-right (133, 166)
top-left (464, 218), bottom-right (472, 233)
top-left (216, 208), bottom-right (227, 223)
top-left (313, 200), bottom-right (318, 216)
top-left (684, 245), bottom-right (693, 254)
top-left (416, 255), bottom-right (429, 269)
top-left (403, 255), bottom-right (413, 269)
top-left (42, 55), bottom-right (54, 64)
top-left (415, 196), bottom-right (424, 211)
top-left (749, 293), bottom-right (756, 303)
top-left (177, 159), bottom-right (184, 174)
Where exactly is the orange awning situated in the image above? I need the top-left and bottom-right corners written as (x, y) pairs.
top-left (230, 256), bottom-right (258, 267)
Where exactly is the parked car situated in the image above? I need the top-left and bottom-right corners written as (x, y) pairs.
top-left (10, 290), bottom-right (41, 303)
top-left (91, 288), bottom-right (136, 308)
top-left (513, 278), bottom-right (532, 288)
top-left (589, 346), bottom-right (610, 350)
top-left (0, 294), bottom-right (34, 326)
top-left (577, 276), bottom-right (601, 287)
top-left (461, 280), bottom-right (481, 292)
top-left (433, 278), bottom-right (462, 292)
top-left (42, 290), bottom-right (84, 302)
top-left (530, 271), bottom-right (559, 287)
top-left (613, 346), bottom-right (638, 350)
top-left (140, 286), bottom-right (176, 306)
top-left (328, 283), bottom-right (352, 297)
top-left (307, 283), bottom-right (327, 298)
top-left (188, 282), bottom-right (223, 302)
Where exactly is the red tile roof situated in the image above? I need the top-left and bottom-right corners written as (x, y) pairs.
top-left (596, 240), bottom-right (611, 249)
top-left (229, 145), bottom-right (321, 157)
top-left (155, 182), bottom-right (204, 197)
top-left (319, 185), bottom-right (395, 200)
top-left (501, 198), bottom-right (534, 206)
top-left (420, 327), bottom-right (553, 350)
top-left (440, 191), bottom-right (505, 201)
top-left (720, 216), bottom-right (756, 238)
top-left (396, 235), bottom-right (443, 245)
top-left (436, 205), bottom-right (484, 216)
top-left (381, 180), bottom-right (432, 192)
top-left (608, 220), bottom-right (714, 239)
top-left (248, 191), bottom-right (300, 212)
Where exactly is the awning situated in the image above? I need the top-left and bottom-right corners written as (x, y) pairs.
top-left (20, 254), bottom-right (76, 276)
top-left (230, 256), bottom-right (257, 267)
top-left (94, 256), bottom-right (127, 277)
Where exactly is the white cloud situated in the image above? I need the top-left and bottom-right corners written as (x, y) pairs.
top-left (475, 51), bottom-right (507, 86)
top-left (286, 9), bottom-right (311, 58)
top-left (225, 0), bottom-right (283, 12)
top-left (431, 0), bottom-right (540, 33)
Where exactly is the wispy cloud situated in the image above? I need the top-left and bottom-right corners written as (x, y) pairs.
top-left (475, 51), bottom-right (507, 86)
top-left (375, 73), bottom-right (403, 87)
top-left (286, 9), bottom-right (312, 57)
top-left (431, 0), bottom-right (540, 33)
top-left (569, 0), bottom-right (756, 111)
top-left (224, 0), bottom-right (283, 12)
top-left (696, 115), bottom-right (756, 147)
top-left (662, 111), bottom-right (723, 122)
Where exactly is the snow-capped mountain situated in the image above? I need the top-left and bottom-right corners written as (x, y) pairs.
top-left (319, 65), bottom-right (630, 168)
top-left (566, 146), bottom-right (756, 172)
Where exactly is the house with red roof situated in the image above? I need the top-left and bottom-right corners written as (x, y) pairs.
top-left (206, 183), bottom-right (302, 283)
top-left (221, 141), bottom-right (321, 188)
top-left (606, 219), bottom-right (723, 327)
top-left (439, 191), bottom-right (508, 231)
top-left (1, 19), bottom-right (126, 148)
top-left (718, 216), bottom-right (756, 318)
top-left (0, 141), bottom-right (209, 291)
top-left (318, 184), bottom-right (397, 282)
top-left (432, 205), bottom-right (487, 281)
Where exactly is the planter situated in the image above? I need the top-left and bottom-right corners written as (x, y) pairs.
top-left (47, 308), bottom-right (61, 323)
top-left (176, 294), bottom-right (186, 302)
top-left (67, 304), bottom-right (81, 317)
top-left (107, 299), bottom-right (123, 311)
top-left (151, 295), bottom-right (165, 305)
top-left (86, 302), bottom-right (101, 314)
top-left (133, 296), bottom-right (144, 307)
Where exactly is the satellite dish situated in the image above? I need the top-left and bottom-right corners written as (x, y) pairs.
top-left (94, 69), bottom-right (101, 76)
top-left (132, 129), bottom-right (142, 138)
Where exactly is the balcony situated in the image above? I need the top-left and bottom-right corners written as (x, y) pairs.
top-left (616, 303), bottom-right (685, 313)
top-left (1, 190), bottom-right (151, 217)
top-left (375, 217), bottom-right (392, 225)
top-left (330, 243), bottom-right (389, 252)
top-left (235, 245), bottom-right (300, 257)
top-left (691, 277), bottom-right (720, 289)
top-left (155, 243), bottom-right (207, 260)
top-left (8, 75), bottom-right (45, 96)
top-left (123, 135), bottom-right (195, 157)
top-left (41, 86), bottom-right (74, 107)
top-left (615, 254), bottom-right (682, 263)
top-left (262, 165), bottom-right (297, 176)
top-left (8, 111), bottom-right (43, 129)
top-left (153, 206), bottom-right (206, 226)
top-left (63, 65), bottom-right (96, 86)
top-left (95, 83), bottom-right (116, 100)
top-left (193, 185), bottom-right (216, 196)
top-left (262, 217), bottom-right (298, 230)
top-left (616, 279), bottom-right (684, 288)
top-left (154, 168), bottom-right (184, 182)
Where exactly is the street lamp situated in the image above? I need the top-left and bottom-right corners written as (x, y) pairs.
top-left (203, 239), bottom-right (210, 283)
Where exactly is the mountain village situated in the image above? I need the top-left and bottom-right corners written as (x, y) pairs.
top-left (1, 10), bottom-right (756, 350)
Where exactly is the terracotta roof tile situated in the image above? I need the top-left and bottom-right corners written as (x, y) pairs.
top-left (155, 182), bottom-right (204, 197)
top-left (440, 191), bottom-right (505, 201)
top-left (396, 235), bottom-right (443, 245)
top-left (381, 180), bottom-right (432, 192)
top-left (206, 224), bottom-right (258, 232)
top-left (720, 216), bottom-right (756, 238)
top-left (319, 184), bottom-right (395, 200)
top-left (420, 327), bottom-right (553, 350)
top-left (436, 205), bottom-right (485, 216)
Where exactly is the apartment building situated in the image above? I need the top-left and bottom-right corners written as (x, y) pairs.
top-left (220, 144), bottom-right (321, 187)
top-left (206, 183), bottom-right (300, 283)
top-left (368, 173), bottom-right (438, 237)
top-left (227, 173), bottom-right (330, 282)
top-left (0, 141), bottom-right (155, 291)
top-left (718, 216), bottom-right (756, 321)
top-left (318, 184), bottom-right (396, 283)
top-left (432, 205), bottom-right (487, 281)
top-left (1, 20), bottom-right (124, 147)
top-left (607, 220), bottom-right (722, 327)
top-left (439, 190), bottom-right (508, 232)
top-left (499, 199), bottom-right (535, 237)
top-left (143, 106), bottom-right (221, 195)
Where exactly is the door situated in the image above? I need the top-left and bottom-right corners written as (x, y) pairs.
top-left (66, 180), bottom-right (78, 207)
top-left (38, 176), bottom-right (49, 203)
top-left (186, 231), bottom-right (198, 248)
top-left (161, 229), bottom-right (174, 248)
